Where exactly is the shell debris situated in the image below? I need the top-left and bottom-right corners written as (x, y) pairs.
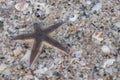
top-left (15, 1), bottom-right (29, 11)
top-left (102, 59), bottom-right (115, 68)
top-left (92, 32), bottom-right (104, 41)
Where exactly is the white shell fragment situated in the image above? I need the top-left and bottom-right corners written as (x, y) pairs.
top-left (73, 50), bottom-right (82, 58)
top-left (13, 46), bottom-right (22, 56)
top-left (34, 67), bottom-right (48, 74)
top-left (34, 77), bottom-right (39, 80)
top-left (114, 21), bottom-right (120, 28)
top-left (102, 59), bottom-right (115, 68)
top-left (21, 50), bottom-right (31, 62)
top-left (101, 45), bottom-right (110, 54)
top-left (69, 14), bottom-right (78, 21)
top-left (15, 2), bottom-right (29, 11)
top-left (92, 3), bottom-right (102, 11)
top-left (0, 64), bottom-right (7, 71)
top-left (25, 75), bottom-right (33, 79)
top-left (92, 32), bottom-right (104, 41)
top-left (86, 0), bottom-right (92, 5)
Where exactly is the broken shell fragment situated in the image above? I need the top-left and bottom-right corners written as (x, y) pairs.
top-left (92, 32), bottom-right (104, 41)
top-left (15, 2), bottom-right (29, 11)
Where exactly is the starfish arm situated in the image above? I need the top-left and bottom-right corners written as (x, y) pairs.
top-left (45, 36), bottom-right (69, 53)
top-left (12, 34), bottom-right (33, 40)
top-left (30, 40), bottom-right (41, 67)
top-left (45, 21), bottom-right (65, 34)
top-left (33, 23), bottom-right (42, 32)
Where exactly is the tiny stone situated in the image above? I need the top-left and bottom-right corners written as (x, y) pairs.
top-left (114, 21), bottom-right (120, 28)
top-left (13, 49), bottom-right (21, 56)
top-left (0, 64), bottom-right (7, 71)
top-left (101, 45), bottom-right (110, 54)
top-left (105, 68), bottom-right (113, 75)
top-left (99, 69), bottom-right (104, 76)
top-left (0, 56), bottom-right (5, 59)
top-left (34, 77), bottom-right (39, 80)
top-left (53, 71), bottom-right (62, 77)
top-left (92, 3), bottom-right (102, 11)
top-left (73, 50), bottom-right (82, 58)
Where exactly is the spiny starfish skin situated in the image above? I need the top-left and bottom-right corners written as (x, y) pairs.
top-left (12, 21), bottom-right (69, 67)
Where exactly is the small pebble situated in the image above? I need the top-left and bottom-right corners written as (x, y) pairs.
top-left (34, 77), bottom-right (39, 80)
top-left (101, 45), bottom-right (110, 54)
top-left (92, 3), bottom-right (102, 11)
top-left (114, 21), bottom-right (120, 28)
top-left (25, 75), bottom-right (33, 79)
top-left (73, 50), bottom-right (82, 58)
top-left (0, 17), bottom-right (4, 21)
top-left (105, 68), bottom-right (113, 75)
top-left (99, 69), bottom-right (104, 76)
top-left (53, 71), bottom-right (62, 77)
top-left (13, 47), bottom-right (22, 56)
top-left (102, 59), bottom-right (115, 68)
top-left (86, 0), bottom-right (92, 5)
top-left (0, 64), bottom-right (7, 71)
top-left (0, 57), bottom-right (5, 59)
top-left (69, 14), bottom-right (78, 21)
top-left (21, 50), bottom-right (31, 63)
top-left (34, 67), bottom-right (48, 74)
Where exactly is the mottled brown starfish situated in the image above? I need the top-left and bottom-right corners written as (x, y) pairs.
top-left (12, 21), bottom-right (69, 67)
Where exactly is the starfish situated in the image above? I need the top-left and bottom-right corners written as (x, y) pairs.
top-left (12, 21), bottom-right (69, 67)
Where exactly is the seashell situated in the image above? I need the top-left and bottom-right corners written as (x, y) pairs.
top-left (15, 1), bottom-right (29, 11)
top-left (92, 3), bottom-right (102, 11)
top-left (21, 50), bottom-right (31, 63)
top-left (69, 14), bottom-right (78, 21)
top-left (105, 68), bottom-right (113, 74)
top-left (102, 59), bottom-right (115, 68)
top-left (114, 21), bottom-right (120, 28)
top-left (13, 46), bottom-right (22, 56)
top-left (0, 64), bottom-right (7, 71)
top-left (0, 17), bottom-right (4, 21)
top-left (34, 77), bottom-right (39, 80)
top-left (34, 67), bottom-right (48, 74)
top-left (92, 32), bottom-right (104, 41)
top-left (101, 45), bottom-right (110, 54)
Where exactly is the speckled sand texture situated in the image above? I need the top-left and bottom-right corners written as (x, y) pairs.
top-left (0, 0), bottom-right (120, 80)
